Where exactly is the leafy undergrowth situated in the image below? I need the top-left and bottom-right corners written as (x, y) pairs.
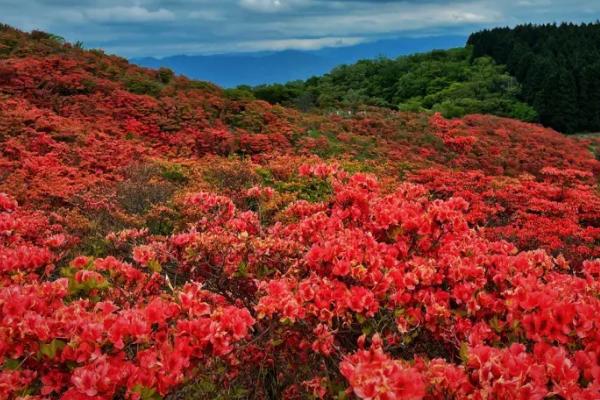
top-left (1, 25), bottom-right (600, 399)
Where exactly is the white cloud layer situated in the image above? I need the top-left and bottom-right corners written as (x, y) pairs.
top-left (84, 6), bottom-right (175, 22)
top-left (0, 0), bottom-right (599, 57)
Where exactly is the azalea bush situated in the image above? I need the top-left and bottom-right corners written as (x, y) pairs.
top-left (1, 26), bottom-right (600, 399)
top-left (2, 164), bottom-right (600, 398)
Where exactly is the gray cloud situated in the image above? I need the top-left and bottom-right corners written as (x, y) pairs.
top-left (0, 0), bottom-right (598, 57)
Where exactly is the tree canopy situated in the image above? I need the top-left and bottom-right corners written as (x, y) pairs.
top-left (241, 47), bottom-right (537, 122)
top-left (468, 22), bottom-right (600, 133)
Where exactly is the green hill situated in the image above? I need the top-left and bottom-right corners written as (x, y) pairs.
top-left (240, 47), bottom-right (537, 122)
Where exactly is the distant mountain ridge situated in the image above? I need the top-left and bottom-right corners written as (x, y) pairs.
top-left (132, 35), bottom-right (467, 87)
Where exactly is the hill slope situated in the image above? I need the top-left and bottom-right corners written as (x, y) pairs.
top-left (1, 24), bottom-right (600, 400)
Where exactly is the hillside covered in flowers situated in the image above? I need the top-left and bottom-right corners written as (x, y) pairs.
top-left (1, 25), bottom-right (600, 399)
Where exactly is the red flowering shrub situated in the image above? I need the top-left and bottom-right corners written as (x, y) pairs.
top-left (1, 26), bottom-right (599, 399)
top-left (340, 335), bottom-right (426, 400)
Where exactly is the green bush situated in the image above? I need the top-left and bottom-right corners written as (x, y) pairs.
top-left (157, 67), bottom-right (174, 84)
top-left (124, 75), bottom-right (163, 97)
top-left (161, 163), bottom-right (188, 184)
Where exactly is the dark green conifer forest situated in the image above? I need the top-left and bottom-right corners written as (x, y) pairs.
top-left (468, 22), bottom-right (600, 133)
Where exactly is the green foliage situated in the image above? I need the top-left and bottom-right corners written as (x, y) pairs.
top-left (132, 386), bottom-right (162, 400)
top-left (255, 164), bottom-right (334, 203)
top-left (3, 358), bottom-right (21, 371)
top-left (468, 22), bottom-right (600, 133)
top-left (171, 366), bottom-right (249, 400)
top-left (157, 67), bottom-right (174, 84)
top-left (246, 47), bottom-right (536, 122)
top-left (350, 135), bottom-right (378, 160)
top-left (255, 167), bottom-right (275, 185)
top-left (277, 177), bottom-right (333, 203)
top-left (47, 34), bottom-right (66, 45)
top-left (146, 217), bottom-right (175, 236)
top-left (396, 161), bottom-right (415, 180)
top-left (145, 205), bottom-right (180, 236)
top-left (39, 339), bottom-right (66, 359)
top-left (306, 129), bottom-right (345, 158)
top-left (0, 26), bottom-right (68, 58)
top-left (161, 163), bottom-right (188, 184)
top-left (78, 235), bottom-right (110, 258)
top-left (250, 81), bottom-right (309, 108)
top-left (187, 80), bottom-right (219, 92)
top-left (124, 74), bottom-right (163, 97)
top-left (60, 265), bottom-right (110, 299)
top-left (224, 85), bottom-right (256, 101)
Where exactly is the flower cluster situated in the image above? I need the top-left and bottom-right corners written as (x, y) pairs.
top-left (1, 26), bottom-right (600, 399)
top-left (0, 196), bottom-right (255, 399)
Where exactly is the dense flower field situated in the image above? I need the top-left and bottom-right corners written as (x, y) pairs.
top-left (1, 26), bottom-right (600, 399)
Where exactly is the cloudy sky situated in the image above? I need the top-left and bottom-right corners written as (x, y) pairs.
top-left (1, 0), bottom-right (599, 57)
